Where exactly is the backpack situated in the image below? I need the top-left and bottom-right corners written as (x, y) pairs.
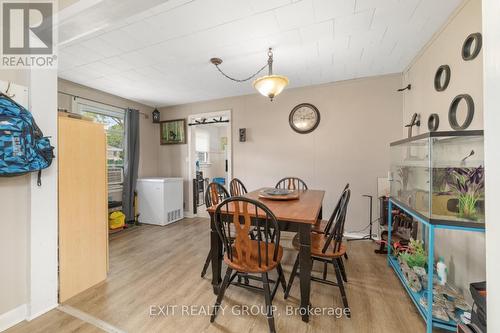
top-left (0, 93), bottom-right (54, 185)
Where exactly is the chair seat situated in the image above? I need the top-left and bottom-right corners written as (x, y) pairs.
top-left (292, 233), bottom-right (346, 259)
top-left (224, 240), bottom-right (283, 273)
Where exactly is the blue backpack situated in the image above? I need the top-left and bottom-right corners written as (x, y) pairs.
top-left (0, 93), bottom-right (54, 185)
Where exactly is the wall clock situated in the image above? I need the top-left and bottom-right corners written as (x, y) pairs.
top-left (289, 103), bottom-right (320, 134)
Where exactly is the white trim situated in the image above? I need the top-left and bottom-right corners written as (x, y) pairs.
top-left (183, 211), bottom-right (195, 218)
top-left (483, 0), bottom-right (500, 330)
top-left (26, 303), bottom-right (58, 321)
top-left (0, 304), bottom-right (27, 332)
top-left (344, 232), bottom-right (380, 241)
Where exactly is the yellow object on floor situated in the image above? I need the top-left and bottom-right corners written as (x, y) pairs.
top-left (109, 211), bottom-right (125, 230)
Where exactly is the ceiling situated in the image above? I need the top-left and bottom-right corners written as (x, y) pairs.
top-left (58, 0), bottom-right (463, 107)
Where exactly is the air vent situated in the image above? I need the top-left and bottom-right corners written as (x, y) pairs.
top-left (167, 209), bottom-right (181, 222)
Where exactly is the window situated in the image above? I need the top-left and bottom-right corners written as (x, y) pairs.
top-left (195, 129), bottom-right (210, 165)
top-left (196, 151), bottom-right (209, 164)
top-left (73, 98), bottom-right (126, 188)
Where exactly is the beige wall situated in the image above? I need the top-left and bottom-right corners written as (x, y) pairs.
top-left (159, 74), bottom-right (403, 232)
top-left (0, 70), bottom-right (30, 315)
top-left (403, 0), bottom-right (485, 300)
top-left (58, 79), bottom-right (159, 178)
top-left (403, 0), bottom-right (483, 133)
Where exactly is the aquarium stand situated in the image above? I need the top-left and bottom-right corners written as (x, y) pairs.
top-left (387, 199), bottom-right (485, 333)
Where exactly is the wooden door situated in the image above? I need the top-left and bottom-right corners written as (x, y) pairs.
top-left (58, 116), bottom-right (108, 302)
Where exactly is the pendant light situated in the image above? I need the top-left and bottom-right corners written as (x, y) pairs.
top-left (210, 48), bottom-right (289, 101)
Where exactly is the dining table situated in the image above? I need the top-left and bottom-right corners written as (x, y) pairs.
top-left (206, 188), bottom-right (325, 323)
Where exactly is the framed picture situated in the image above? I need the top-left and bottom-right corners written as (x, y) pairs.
top-left (160, 119), bottom-right (186, 145)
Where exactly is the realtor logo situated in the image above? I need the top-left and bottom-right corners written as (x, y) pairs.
top-left (1, 1), bottom-right (56, 68)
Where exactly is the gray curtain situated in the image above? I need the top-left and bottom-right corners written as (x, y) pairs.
top-left (122, 109), bottom-right (140, 221)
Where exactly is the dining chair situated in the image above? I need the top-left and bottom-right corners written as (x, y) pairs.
top-left (201, 182), bottom-right (230, 278)
top-left (312, 184), bottom-right (350, 281)
top-left (284, 188), bottom-right (351, 317)
top-left (275, 177), bottom-right (308, 190)
top-left (211, 197), bottom-right (287, 333)
top-left (229, 178), bottom-right (248, 196)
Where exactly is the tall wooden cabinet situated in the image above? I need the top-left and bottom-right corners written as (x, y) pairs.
top-left (58, 115), bottom-right (108, 302)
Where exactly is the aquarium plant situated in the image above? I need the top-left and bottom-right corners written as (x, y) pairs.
top-left (446, 166), bottom-right (484, 220)
top-left (399, 239), bottom-right (427, 269)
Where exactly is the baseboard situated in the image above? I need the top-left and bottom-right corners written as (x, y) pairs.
top-left (183, 211), bottom-right (195, 218)
top-left (26, 303), bottom-right (58, 321)
top-left (0, 304), bottom-right (27, 332)
top-left (345, 232), bottom-right (380, 241)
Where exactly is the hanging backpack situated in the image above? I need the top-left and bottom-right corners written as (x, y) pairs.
top-left (0, 93), bottom-right (54, 185)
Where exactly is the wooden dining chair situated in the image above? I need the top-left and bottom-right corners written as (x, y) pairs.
top-left (211, 197), bottom-right (287, 333)
top-left (284, 188), bottom-right (351, 317)
top-left (229, 178), bottom-right (248, 196)
top-left (201, 182), bottom-right (230, 278)
top-left (312, 184), bottom-right (350, 280)
top-left (275, 177), bottom-right (308, 190)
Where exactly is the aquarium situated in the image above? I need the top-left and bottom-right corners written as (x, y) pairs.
top-left (390, 131), bottom-right (484, 227)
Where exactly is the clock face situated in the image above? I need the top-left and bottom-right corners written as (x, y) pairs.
top-left (289, 103), bottom-right (320, 134)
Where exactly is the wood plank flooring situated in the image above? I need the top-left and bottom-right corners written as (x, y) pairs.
top-left (7, 218), bottom-right (428, 333)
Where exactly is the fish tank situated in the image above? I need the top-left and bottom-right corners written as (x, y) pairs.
top-left (390, 130), bottom-right (484, 228)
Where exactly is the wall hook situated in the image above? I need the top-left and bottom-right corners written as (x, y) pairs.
top-left (397, 84), bottom-right (411, 92)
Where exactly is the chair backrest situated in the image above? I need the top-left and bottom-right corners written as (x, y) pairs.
top-left (323, 183), bottom-right (350, 234)
top-left (229, 178), bottom-right (248, 196)
top-left (322, 188), bottom-right (351, 254)
top-left (275, 177), bottom-right (308, 190)
top-left (205, 182), bottom-right (230, 209)
top-left (214, 197), bottom-right (280, 270)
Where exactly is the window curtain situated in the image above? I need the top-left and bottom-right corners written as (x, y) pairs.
top-left (122, 109), bottom-right (140, 222)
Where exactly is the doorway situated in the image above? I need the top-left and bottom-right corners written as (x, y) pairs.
top-left (187, 110), bottom-right (232, 217)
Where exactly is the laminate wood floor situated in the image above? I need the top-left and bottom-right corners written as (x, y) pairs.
top-left (8, 218), bottom-right (429, 333)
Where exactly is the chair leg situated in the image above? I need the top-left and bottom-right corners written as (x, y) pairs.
top-left (332, 260), bottom-right (350, 318)
top-left (284, 253), bottom-right (300, 299)
top-left (262, 272), bottom-right (276, 333)
top-left (210, 267), bottom-right (232, 323)
top-left (276, 263), bottom-right (287, 293)
top-left (323, 262), bottom-right (328, 280)
top-left (337, 257), bottom-right (348, 282)
top-left (201, 250), bottom-right (211, 278)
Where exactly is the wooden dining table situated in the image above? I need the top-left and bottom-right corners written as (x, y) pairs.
top-left (206, 188), bottom-right (325, 323)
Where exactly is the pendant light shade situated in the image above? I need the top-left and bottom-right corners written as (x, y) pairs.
top-left (253, 75), bottom-right (289, 100)
top-left (210, 48), bottom-right (289, 101)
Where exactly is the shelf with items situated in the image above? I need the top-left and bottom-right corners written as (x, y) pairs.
top-left (388, 199), bottom-right (485, 333)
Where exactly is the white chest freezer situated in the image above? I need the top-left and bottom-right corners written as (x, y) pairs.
top-left (136, 177), bottom-right (184, 226)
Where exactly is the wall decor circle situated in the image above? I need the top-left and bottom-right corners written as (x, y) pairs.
top-left (289, 103), bottom-right (320, 134)
top-left (462, 32), bottom-right (482, 61)
top-left (449, 94), bottom-right (474, 130)
top-left (428, 113), bottom-right (440, 132)
top-left (434, 65), bottom-right (451, 92)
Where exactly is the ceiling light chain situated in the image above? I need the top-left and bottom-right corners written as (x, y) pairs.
top-left (210, 48), bottom-right (289, 101)
top-left (210, 48), bottom-right (273, 83)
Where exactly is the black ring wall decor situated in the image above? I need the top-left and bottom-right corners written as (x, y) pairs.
top-left (434, 65), bottom-right (451, 92)
top-left (462, 33), bottom-right (482, 61)
top-left (428, 114), bottom-right (440, 132)
top-left (449, 94), bottom-right (475, 130)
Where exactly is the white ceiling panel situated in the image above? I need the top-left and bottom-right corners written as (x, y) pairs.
top-left (312, 0), bottom-right (355, 22)
top-left (58, 0), bottom-right (463, 106)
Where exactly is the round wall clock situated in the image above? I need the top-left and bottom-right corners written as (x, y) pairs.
top-left (289, 103), bottom-right (320, 134)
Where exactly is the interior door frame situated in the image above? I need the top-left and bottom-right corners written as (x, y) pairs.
top-left (187, 109), bottom-right (232, 216)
